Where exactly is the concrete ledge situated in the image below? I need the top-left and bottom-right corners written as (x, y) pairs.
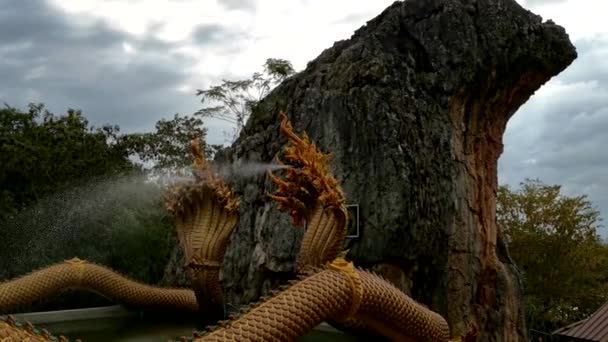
top-left (0, 306), bottom-right (343, 334)
top-left (0, 305), bottom-right (136, 324)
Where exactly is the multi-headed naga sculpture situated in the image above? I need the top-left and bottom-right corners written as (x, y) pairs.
top-left (0, 113), bottom-right (451, 341)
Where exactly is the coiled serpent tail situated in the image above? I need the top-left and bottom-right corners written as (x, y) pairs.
top-left (0, 258), bottom-right (198, 315)
top-left (0, 258), bottom-right (450, 342)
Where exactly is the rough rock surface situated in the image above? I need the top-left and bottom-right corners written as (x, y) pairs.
top-left (164, 0), bottom-right (576, 339)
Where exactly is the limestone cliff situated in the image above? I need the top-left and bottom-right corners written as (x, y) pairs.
top-left (164, 0), bottom-right (576, 339)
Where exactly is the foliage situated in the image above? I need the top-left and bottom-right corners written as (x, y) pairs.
top-left (122, 113), bottom-right (220, 181)
top-left (497, 179), bottom-right (608, 332)
top-left (0, 175), bottom-right (175, 311)
top-left (0, 103), bottom-right (212, 310)
top-left (0, 103), bottom-right (136, 221)
top-left (0, 103), bottom-right (180, 279)
top-left (195, 58), bottom-right (295, 141)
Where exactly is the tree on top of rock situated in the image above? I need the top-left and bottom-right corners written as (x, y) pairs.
top-left (195, 58), bottom-right (295, 143)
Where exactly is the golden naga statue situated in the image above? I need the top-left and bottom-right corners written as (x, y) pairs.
top-left (164, 136), bottom-right (240, 323)
top-left (0, 112), bottom-right (451, 341)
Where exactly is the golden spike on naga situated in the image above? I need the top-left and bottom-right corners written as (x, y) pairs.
top-left (268, 112), bottom-right (348, 271)
top-left (165, 137), bottom-right (239, 215)
top-left (268, 113), bottom-right (345, 219)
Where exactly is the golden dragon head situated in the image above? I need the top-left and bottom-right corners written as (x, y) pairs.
top-left (164, 138), bottom-right (239, 215)
top-left (163, 138), bottom-right (240, 322)
top-left (268, 112), bottom-right (348, 270)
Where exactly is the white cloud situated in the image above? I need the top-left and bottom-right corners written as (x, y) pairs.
top-left (45, 0), bottom-right (398, 144)
top-left (122, 41), bottom-right (136, 54)
top-left (50, 0), bottom-right (230, 40)
top-left (519, 0), bottom-right (607, 40)
top-left (50, 0), bottom-right (395, 75)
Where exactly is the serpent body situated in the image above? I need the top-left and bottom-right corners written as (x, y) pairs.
top-left (0, 259), bottom-right (449, 342)
top-left (195, 259), bottom-right (449, 342)
top-left (0, 258), bottom-right (198, 315)
top-left (0, 112), bottom-right (453, 341)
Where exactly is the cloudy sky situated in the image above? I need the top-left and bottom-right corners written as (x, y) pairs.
top-left (1, 0), bottom-right (606, 232)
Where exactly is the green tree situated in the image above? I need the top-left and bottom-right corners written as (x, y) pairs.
top-left (121, 113), bottom-right (220, 181)
top-left (0, 103), bottom-right (177, 297)
top-left (195, 58), bottom-right (295, 142)
top-left (497, 179), bottom-right (608, 332)
top-left (0, 103), bottom-right (136, 220)
top-left (0, 102), bottom-right (225, 300)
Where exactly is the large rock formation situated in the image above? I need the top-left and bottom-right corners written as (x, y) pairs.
top-left (167, 0), bottom-right (576, 339)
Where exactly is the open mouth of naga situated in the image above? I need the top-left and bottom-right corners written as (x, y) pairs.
top-left (0, 112), bottom-right (451, 342)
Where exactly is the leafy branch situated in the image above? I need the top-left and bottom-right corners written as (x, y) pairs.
top-left (195, 58), bottom-right (295, 142)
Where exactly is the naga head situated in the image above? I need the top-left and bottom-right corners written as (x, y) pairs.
top-left (269, 112), bottom-right (348, 271)
top-left (164, 138), bottom-right (239, 270)
top-left (165, 138), bottom-right (239, 214)
top-left (164, 138), bottom-right (240, 321)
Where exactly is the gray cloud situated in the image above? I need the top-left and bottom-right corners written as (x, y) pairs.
top-left (556, 37), bottom-right (608, 85)
top-left (499, 36), bottom-right (608, 235)
top-left (217, 0), bottom-right (256, 11)
top-left (331, 12), bottom-right (374, 25)
top-left (0, 0), bottom-right (242, 143)
top-left (331, 12), bottom-right (371, 26)
top-left (525, 0), bottom-right (568, 6)
top-left (191, 23), bottom-right (251, 48)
